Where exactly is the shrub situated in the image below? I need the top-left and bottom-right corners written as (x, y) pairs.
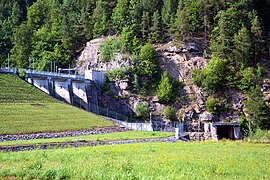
top-left (206, 97), bottom-right (221, 115)
top-left (202, 57), bottom-right (227, 92)
top-left (192, 68), bottom-right (203, 86)
top-left (105, 66), bottom-right (131, 82)
top-left (19, 69), bottom-right (26, 79)
top-left (157, 71), bottom-right (175, 103)
top-left (100, 37), bottom-right (121, 62)
top-left (164, 106), bottom-right (176, 120)
top-left (138, 43), bottom-right (158, 78)
top-left (245, 129), bottom-right (270, 143)
top-left (134, 102), bottom-right (149, 121)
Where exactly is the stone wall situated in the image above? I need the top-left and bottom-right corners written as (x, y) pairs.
top-left (183, 132), bottom-right (212, 141)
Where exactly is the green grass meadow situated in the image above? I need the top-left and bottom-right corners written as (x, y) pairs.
top-left (0, 141), bottom-right (269, 179)
top-left (0, 74), bottom-right (114, 134)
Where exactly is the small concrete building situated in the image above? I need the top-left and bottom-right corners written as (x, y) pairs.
top-left (85, 70), bottom-right (106, 84)
top-left (209, 122), bottom-right (241, 140)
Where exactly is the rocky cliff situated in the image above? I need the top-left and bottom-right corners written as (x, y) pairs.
top-left (76, 37), bottom-right (258, 133)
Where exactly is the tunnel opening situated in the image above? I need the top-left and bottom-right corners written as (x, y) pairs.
top-left (216, 125), bottom-right (235, 139)
top-left (211, 123), bottom-right (241, 140)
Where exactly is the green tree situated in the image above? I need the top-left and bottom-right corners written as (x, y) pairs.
top-left (157, 71), bottom-right (175, 103)
top-left (140, 11), bottom-right (150, 40)
top-left (206, 96), bottom-right (221, 115)
top-left (233, 26), bottom-right (252, 67)
top-left (161, 0), bottom-right (177, 29)
top-left (171, 0), bottom-right (189, 39)
top-left (138, 43), bottom-right (158, 78)
top-left (150, 10), bottom-right (162, 43)
top-left (111, 0), bottom-right (130, 34)
top-left (250, 11), bottom-right (263, 64)
top-left (11, 23), bottom-right (33, 68)
top-left (202, 57), bottom-right (227, 92)
top-left (211, 8), bottom-right (242, 59)
top-left (237, 67), bottom-right (257, 91)
top-left (120, 26), bottom-right (135, 53)
top-left (164, 106), bottom-right (176, 120)
top-left (244, 86), bottom-right (269, 132)
top-left (135, 101), bottom-right (149, 120)
top-left (92, 0), bottom-right (109, 38)
top-left (129, 0), bottom-right (143, 36)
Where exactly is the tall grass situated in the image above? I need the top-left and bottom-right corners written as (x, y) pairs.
top-left (245, 129), bottom-right (270, 143)
top-left (0, 141), bottom-right (269, 179)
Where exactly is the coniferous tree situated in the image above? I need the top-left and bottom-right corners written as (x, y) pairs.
top-left (157, 71), bottom-right (175, 103)
top-left (140, 11), bottom-right (150, 40)
top-left (250, 11), bottom-right (263, 64)
top-left (150, 10), bottom-right (162, 43)
top-left (233, 26), bottom-right (252, 67)
top-left (111, 0), bottom-right (130, 34)
top-left (129, 0), bottom-right (143, 37)
top-left (172, 0), bottom-right (189, 40)
top-left (92, 0), bottom-right (109, 38)
top-left (161, 0), bottom-right (177, 30)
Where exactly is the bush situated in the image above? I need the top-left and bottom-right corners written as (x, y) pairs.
top-left (105, 66), bottom-right (132, 82)
top-left (100, 37), bottom-right (121, 62)
top-left (157, 71), bottom-right (175, 103)
top-left (164, 106), bottom-right (176, 120)
top-left (134, 102), bottom-right (149, 121)
top-left (202, 57), bottom-right (227, 92)
top-left (192, 68), bottom-right (203, 86)
top-left (19, 69), bottom-right (26, 79)
top-left (138, 43), bottom-right (158, 78)
top-left (206, 97), bottom-right (221, 115)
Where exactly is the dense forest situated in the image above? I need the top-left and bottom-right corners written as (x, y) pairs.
top-left (1, 0), bottom-right (269, 69)
top-left (1, 0), bottom-right (270, 133)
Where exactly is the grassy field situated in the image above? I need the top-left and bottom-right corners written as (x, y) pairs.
top-left (0, 74), bottom-right (114, 134)
top-left (0, 141), bottom-right (269, 179)
top-left (0, 131), bottom-right (173, 146)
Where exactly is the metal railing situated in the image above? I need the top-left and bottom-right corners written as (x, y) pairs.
top-left (25, 69), bottom-right (85, 80)
top-left (0, 67), bottom-right (17, 73)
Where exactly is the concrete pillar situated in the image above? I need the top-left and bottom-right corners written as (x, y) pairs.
top-left (47, 77), bottom-right (53, 96)
top-left (67, 79), bottom-right (73, 105)
top-left (234, 126), bottom-right (241, 140)
top-left (210, 123), bottom-right (218, 140)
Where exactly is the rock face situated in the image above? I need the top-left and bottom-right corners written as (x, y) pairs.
top-left (76, 37), bottom-right (107, 74)
top-left (76, 37), bottom-right (132, 74)
top-left (76, 38), bottom-right (248, 135)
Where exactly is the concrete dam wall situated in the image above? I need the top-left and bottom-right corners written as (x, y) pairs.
top-left (26, 73), bottom-right (99, 110)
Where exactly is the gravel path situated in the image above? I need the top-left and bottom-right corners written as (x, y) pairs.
top-left (0, 137), bottom-right (178, 152)
top-left (0, 127), bottom-right (127, 142)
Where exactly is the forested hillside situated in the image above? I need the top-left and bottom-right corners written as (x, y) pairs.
top-left (1, 0), bottom-right (269, 69)
top-left (1, 0), bottom-right (270, 135)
